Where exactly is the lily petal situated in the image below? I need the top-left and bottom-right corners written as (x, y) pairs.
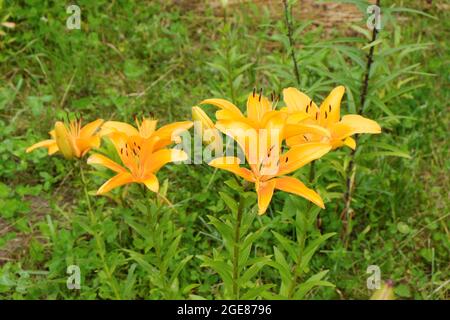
top-left (136, 118), bottom-right (158, 138)
top-left (283, 87), bottom-right (319, 114)
top-left (200, 98), bottom-right (244, 118)
top-left (343, 136), bottom-right (356, 150)
top-left (78, 136), bottom-right (101, 156)
top-left (285, 111), bottom-right (311, 124)
top-left (215, 120), bottom-right (257, 165)
top-left (284, 123), bottom-right (331, 141)
top-left (144, 148), bottom-right (188, 174)
top-left (48, 144), bottom-right (59, 155)
top-left (80, 119), bottom-right (104, 138)
top-left (87, 153), bottom-right (127, 173)
top-left (97, 172), bottom-right (134, 195)
top-left (192, 106), bottom-right (215, 129)
top-left (152, 121), bottom-right (193, 150)
top-left (100, 121), bottom-right (139, 137)
top-left (273, 176), bottom-right (324, 209)
top-left (26, 139), bottom-right (57, 153)
top-left (208, 157), bottom-right (255, 182)
top-left (340, 115), bottom-right (381, 134)
top-left (247, 92), bottom-right (271, 123)
top-left (278, 142), bottom-right (331, 176)
top-left (319, 86), bottom-right (345, 126)
top-left (256, 179), bottom-right (276, 215)
top-left (142, 173), bottom-right (159, 193)
top-left (329, 122), bottom-right (354, 141)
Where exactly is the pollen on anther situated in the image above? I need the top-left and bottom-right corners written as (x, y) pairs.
top-left (329, 104), bottom-right (331, 112)
top-left (253, 87), bottom-right (256, 97)
top-left (325, 111), bottom-right (328, 119)
top-left (258, 88), bottom-right (262, 102)
top-left (315, 112), bottom-right (318, 120)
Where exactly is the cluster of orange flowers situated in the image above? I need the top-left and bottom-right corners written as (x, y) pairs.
top-left (27, 86), bottom-right (380, 214)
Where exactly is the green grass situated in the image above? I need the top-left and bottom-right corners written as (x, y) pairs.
top-left (0, 0), bottom-right (448, 299)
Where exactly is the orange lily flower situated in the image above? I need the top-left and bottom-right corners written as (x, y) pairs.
top-left (200, 89), bottom-right (308, 130)
top-left (200, 90), bottom-right (319, 146)
top-left (208, 108), bottom-right (331, 215)
top-left (26, 118), bottom-right (104, 159)
top-left (87, 131), bottom-right (188, 195)
top-left (283, 86), bottom-right (381, 150)
top-left (89, 118), bottom-right (192, 194)
top-left (100, 117), bottom-right (193, 150)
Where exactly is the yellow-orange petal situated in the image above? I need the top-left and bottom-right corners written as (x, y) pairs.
top-left (152, 121), bottom-right (193, 150)
top-left (319, 86), bottom-right (345, 126)
top-left (200, 98), bottom-right (244, 118)
top-left (283, 87), bottom-right (319, 114)
top-left (144, 148), bottom-right (188, 174)
top-left (343, 136), bottom-right (356, 150)
top-left (273, 176), bottom-right (324, 209)
top-left (278, 142), bottom-right (331, 176)
top-left (142, 173), bottom-right (159, 193)
top-left (256, 179), bottom-right (276, 215)
top-left (99, 121), bottom-right (139, 137)
top-left (80, 119), bottom-right (104, 139)
top-left (26, 139), bottom-right (57, 153)
top-left (215, 109), bottom-right (254, 128)
top-left (97, 172), bottom-right (134, 195)
top-left (192, 106), bottom-right (215, 129)
top-left (329, 122), bottom-right (354, 141)
top-left (284, 123), bottom-right (331, 141)
top-left (136, 118), bottom-right (158, 138)
top-left (215, 120), bottom-right (257, 164)
top-left (285, 111), bottom-right (311, 124)
top-left (208, 157), bottom-right (255, 182)
top-left (246, 91), bottom-right (271, 123)
top-left (340, 115), bottom-right (381, 134)
top-left (48, 144), bottom-right (59, 155)
top-left (78, 136), bottom-right (101, 156)
top-left (87, 153), bottom-right (127, 173)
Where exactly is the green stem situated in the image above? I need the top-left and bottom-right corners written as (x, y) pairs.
top-left (309, 160), bottom-right (315, 183)
top-left (287, 230), bottom-right (306, 299)
top-left (232, 195), bottom-right (245, 299)
top-left (283, 0), bottom-right (301, 86)
top-left (79, 162), bottom-right (121, 300)
top-left (342, 0), bottom-right (381, 242)
top-left (226, 46), bottom-right (236, 104)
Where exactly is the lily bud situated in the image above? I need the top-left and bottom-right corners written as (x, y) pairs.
top-left (192, 106), bottom-right (214, 129)
top-left (54, 121), bottom-right (76, 159)
top-left (192, 106), bottom-right (215, 142)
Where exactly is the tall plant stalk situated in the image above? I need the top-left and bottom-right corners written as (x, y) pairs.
top-left (342, 0), bottom-right (381, 239)
top-left (282, 0), bottom-right (301, 86)
top-left (282, 0), bottom-right (317, 184)
top-left (78, 162), bottom-right (121, 299)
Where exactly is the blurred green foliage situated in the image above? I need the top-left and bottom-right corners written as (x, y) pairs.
top-left (0, 0), bottom-right (448, 299)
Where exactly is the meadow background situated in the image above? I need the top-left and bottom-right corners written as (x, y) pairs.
top-left (0, 0), bottom-right (448, 299)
